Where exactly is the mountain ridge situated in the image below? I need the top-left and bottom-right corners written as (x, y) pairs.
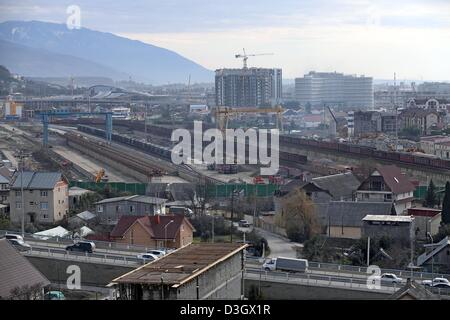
top-left (0, 20), bottom-right (213, 84)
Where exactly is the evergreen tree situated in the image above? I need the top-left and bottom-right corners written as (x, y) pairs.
top-left (441, 182), bottom-right (450, 225)
top-left (424, 179), bottom-right (437, 208)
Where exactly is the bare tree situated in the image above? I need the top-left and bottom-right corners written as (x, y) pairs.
top-left (277, 188), bottom-right (320, 242)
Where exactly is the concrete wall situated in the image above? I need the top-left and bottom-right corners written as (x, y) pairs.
top-left (177, 251), bottom-right (243, 300)
top-left (26, 256), bottom-right (134, 287)
top-left (244, 279), bottom-right (390, 300)
top-left (328, 226), bottom-right (361, 239)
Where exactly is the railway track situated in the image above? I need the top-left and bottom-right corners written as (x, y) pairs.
top-left (66, 132), bottom-right (224, 185)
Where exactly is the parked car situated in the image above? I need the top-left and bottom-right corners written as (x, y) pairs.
top-left (44, 291), bottom-right (66, 300)
top-left (3, 234), bottom-right (24, 241)
top-left (238, 220), bottom-right (251, 228)
top-left (146, 250), bottom-right (166, 258)
top-left (7, 238), bottom-right (31, 251)
top-left (422, 277), bottom-right (450, 287)
top-left (432, 282), bottom-right (450, 289)
top-left (65, 241), bottom-right (95, 253)
top-left (137, 253), bottom-right (158, 262)
top-left (373, 273), bottom-right (403, 284)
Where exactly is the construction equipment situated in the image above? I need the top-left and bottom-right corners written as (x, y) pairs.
top-left (95, 168), bottom-right (108, 183)
top-left (214, 105), bottom-right (284, 132)
top-left (235, 48), bottom-right (274, 69)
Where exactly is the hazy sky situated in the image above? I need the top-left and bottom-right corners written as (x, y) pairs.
top-left (1, 0), bottom-right (450, 80)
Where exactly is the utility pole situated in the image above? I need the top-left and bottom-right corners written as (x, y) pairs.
top-left (367, 237), bottom-right (371, 266)
top-left (19, 149), bottom-right (25, 237)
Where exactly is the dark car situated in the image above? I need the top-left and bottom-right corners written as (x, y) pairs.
top-left (66, 241), bottom-right (94, 253)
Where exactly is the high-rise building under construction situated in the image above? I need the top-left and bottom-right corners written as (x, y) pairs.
top-left (215, 68), bottom-right (282, 107)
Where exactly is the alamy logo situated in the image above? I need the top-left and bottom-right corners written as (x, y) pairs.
top-left (367, 265), bottom-right (381, 290)
top-left (66, 5), bottom-right (81, 30)
top-left (171, 121), bottom-right (279, 175)
top-left (66, 265), bottom-right (81, 290)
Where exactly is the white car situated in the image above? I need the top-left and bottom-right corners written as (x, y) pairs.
top-left (373, 273), bottom-right (403, 284)
top-left (146, 250), bottom-right (166, 258)
top-left (8, 238), bottom-right (31, 251)
top-left (422, 277), bottom-right (450, 287)
top-left (4, 234), bottom-right (24, 241)
top-left (137, 253), bottom-right (159, 262)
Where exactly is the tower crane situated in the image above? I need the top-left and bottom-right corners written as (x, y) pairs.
top-left (235, 48), bottom-right (274, 69)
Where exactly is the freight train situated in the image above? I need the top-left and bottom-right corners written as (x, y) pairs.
top-left (77, 125), bottom-right (309, 166)
top-left (279, 135), bottom-right (450, 170)
top-left (78, 125), bottom-right (173, 160)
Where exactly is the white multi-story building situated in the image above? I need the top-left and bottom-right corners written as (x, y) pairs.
top-left (295, 71), bottom-right (373, 108)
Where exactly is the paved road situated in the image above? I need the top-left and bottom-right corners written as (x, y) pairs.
top-left (254, 227), bottom-right (301, 258)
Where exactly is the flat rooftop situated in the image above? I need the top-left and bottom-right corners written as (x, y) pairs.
top-left (111, 243), bottom-right (247, 287)
top-left (363, 215), bottom-right (413, 223)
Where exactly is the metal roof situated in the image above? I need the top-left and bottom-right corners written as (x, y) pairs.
top-left (328, 201), bottom-right (394, 227)
top-left (0, 174), bottom-right (9, 184)
top-left (312, 172), bottom-right (361, 200)
top-left (0, 239), bottom-right (50, 298)
top-left (111, 243), bottom-right (246, 287)
top-left (96, 195), bottom-right (167, 205)
top-left (11, 171), bottom-right (64, 190)
top-left (362, 215), bottom-right (413, 223)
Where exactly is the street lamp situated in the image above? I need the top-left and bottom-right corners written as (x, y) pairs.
top-left (164, 220), bottom-right (174, 250)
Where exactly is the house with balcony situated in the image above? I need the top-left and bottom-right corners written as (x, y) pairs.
top-left (356, 165), bottom-right (415, 215)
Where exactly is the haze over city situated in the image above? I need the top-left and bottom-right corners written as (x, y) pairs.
top-left (1, 0), bottom-right (450, 80)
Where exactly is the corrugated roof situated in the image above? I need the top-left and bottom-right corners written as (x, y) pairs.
top-left (328, 202), bottom-right (394, 227)
top-left (76, 210), bottom-right (96, 221)
top-left (0, 239), bottom-right (50, 298)
top-left (111, 243), bottom-right (246, 286)
top-left (11, 171), bottom-right (64, 190)
top-left (362, 215), bottom-right (413, 222)
top-left (0, 174), bottom-right (9, 184)
top-left (96, 195), bottom-right (167, 205)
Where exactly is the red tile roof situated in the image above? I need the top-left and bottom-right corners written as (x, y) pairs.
top-left (110, 215), bottom-right (194, 240)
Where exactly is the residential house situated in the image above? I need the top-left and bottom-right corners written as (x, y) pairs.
top-left (0, 239), bottom-right (50, 299)
top-left (407, 97), bottom-right (449, 113)
top-left (407, 207), bottom-right (441, 241)
top-left (311, 172), bottom-right (360, 201)
top-left (417, 236), bottom-right (450, 273)
top-left (324, 201), bottom-right (394, 239)
top-left (68, 210), bottom-right (97, 229)
top-left (9, 172), bottom-right (69, 225)
top-left (420, 135), bottom-right (450, 157)
top-left (389, 278), bottom-right (438, 300)
top-left (400, 108), bottom-right (441, 135)
top-left (68, 186), bottom-right (93, 209)
top-left (110, 214), bottom-right (194, 249)
top-left (362, 215), bottom-right (415, 243)
top-left (95, 195), bottom-right (167, 225)
top-left (0, 173), bottom-right (10, 209)
top-left (356, 165), bottom-right (415, 214)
